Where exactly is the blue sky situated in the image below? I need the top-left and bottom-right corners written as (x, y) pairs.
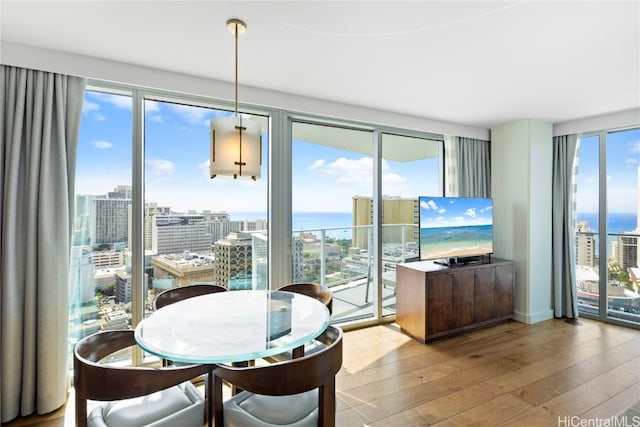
top-left (575, 128), bottom-right (640, 214)
top-left (78, 91), bottom-right (438, 216)
top-left (419, 197), bottom-right (493, 228)
top-left (79, 90), bottom-right (638, 216)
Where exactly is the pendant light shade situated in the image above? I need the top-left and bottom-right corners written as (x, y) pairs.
top-left (210, 18), bottom-right (262, 181)
top-left (210, 115), bottom-right (261, 180)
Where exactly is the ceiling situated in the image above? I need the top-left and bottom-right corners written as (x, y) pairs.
top-left (1, 1), bottom-right (639, 129)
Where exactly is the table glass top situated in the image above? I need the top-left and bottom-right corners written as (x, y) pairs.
top-left (134, 290), bottom-right (330, 364)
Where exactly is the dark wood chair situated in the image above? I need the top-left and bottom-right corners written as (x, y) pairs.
top-left (265, 282), bottom-right (333, 361)
top-left (153, 283), bottom-right (227, 310)
top-left (73, 329), bottom-right (209, 427)
top-left (277, 282), bottom-right (333, 315)
top-left (212, 325), bottom-right (343, 427)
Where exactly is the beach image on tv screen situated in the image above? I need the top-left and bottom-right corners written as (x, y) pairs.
top-left (419, 197), bottom-right (493, 260)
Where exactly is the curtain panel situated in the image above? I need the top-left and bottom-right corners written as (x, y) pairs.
top-left (456, 137), bottom-right (491, 198)
top-left (0, 65), bottom-right (86, 422)
top-left (551, 134), bottom-right (579, 319)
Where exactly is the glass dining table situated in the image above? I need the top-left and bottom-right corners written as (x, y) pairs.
top-left (134, 289), bottom-right (331, 426)
top-left (134, 289), bottom-right (331, 364)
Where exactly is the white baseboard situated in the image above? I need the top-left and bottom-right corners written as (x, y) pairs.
top-left (513, 309), bottom-right (554, 324)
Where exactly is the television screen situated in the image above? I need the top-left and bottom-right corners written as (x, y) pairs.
top-left (418, 196), bottom-right (493, 263)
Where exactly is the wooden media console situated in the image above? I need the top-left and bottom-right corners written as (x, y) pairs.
top-left (396, 258), bottom-right (515, 343)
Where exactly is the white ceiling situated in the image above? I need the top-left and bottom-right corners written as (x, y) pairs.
top-left (1, 1), bottom-right (639, 129)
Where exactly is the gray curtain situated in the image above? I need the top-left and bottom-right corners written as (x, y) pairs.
top-left (552, 134), bottom-right (578, 319)
top-left (1, 65), bottom-right (86, 422)
top-left (456, 137), bottom-right (491, 198)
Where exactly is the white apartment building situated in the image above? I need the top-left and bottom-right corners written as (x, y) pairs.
top-left (152, 214), bottom-right (212, 255)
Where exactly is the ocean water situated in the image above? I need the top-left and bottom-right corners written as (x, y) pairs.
top-left (292, 212), bottom-right (353, 231)
top-left (420, 224), bottom-right (493, 260)
top-left (233, 211), bottom-right (354, 239)
top-left (576, 212), bottom-right (637, 233)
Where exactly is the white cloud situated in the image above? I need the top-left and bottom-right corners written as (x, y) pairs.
top-left (146, 158), bottom-right (176, 177)
top-left (465, 208), bottom-right (477, 217)
top-left (308, 159), bottom-right (326, 171)
top-left (145, 101), bottom-right (161, 113)
top-left (169, 104), bottom-right (211, 125)
top-left (308, 157), bottom-right (407, 191)
top-left (420, 199), bottom-right (441, 212)
top-left (308, 156), bottom-right (373, 187)
top-left (83, 100), bottom-right (100, 114)
top-left (89, 92), bottom-right (131, 109)
top-left (145, 100), bottom-right (165, 122)
top-left (94, 140), bottom-right (112, 149)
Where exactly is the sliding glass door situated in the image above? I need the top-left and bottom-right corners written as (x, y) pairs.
top-left (290, 121), bottom-right (443, 324)
top-left (575, 127), bottom-right (640, 325)
top-left (380, 133), bottom-right (442, 318)
top-left (291, 121), bottom-right (374, 323)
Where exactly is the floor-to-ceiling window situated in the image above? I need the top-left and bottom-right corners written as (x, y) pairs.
top-left (68, 86), bottom-right (270, 366)
top-left (290, 121), bottom-right (444, 324)
top-left (69, 88), bottom-right (133, 366)
top-left (379, 133), bottom-right (442, 318)
top-left (143, 97), bottom-right (269, 319)
top-left (69, 83), bottom-right (448, 368)
top-left (291, 121), bottom-right (374, 323)
top-left (575, 127), bottom-right (640, 326)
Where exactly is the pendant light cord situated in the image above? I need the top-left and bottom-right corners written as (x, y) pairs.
top-left (234, 22), bottom-right (239, 118)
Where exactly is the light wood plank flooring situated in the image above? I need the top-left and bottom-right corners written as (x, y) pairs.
top-left (3, 318), bottom-right (639, 426)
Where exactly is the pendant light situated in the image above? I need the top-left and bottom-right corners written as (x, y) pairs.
top-left (210, 19), bottom-right (261, 180)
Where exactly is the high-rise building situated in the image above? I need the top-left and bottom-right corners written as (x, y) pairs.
top-left (69, 246), bottom-right (94, 305)
top-left (87, 185), bottom-right (133, 246)
top-left (575, 221), bottom-right (596, 268)
top-left (143, 202), bottom-right (172, 250)
top-left (108, 185), bottom-right (132, 199)
top-left (614, 235), bottom-right (638, 271)
top-left (152, 214), bottom-right (212, 255)
top-left (91, 197), bottom-right (130, 245)
top-left (73, 194), bottom-right (93, 246)
top-left (114, 268), bottom-right (132, 304)
top-left (292, 237), bottom-right (304, 282)
top-left (352, 196), bottom-right (419, 250)
top-left (213, 232), bottom-right (253, 289)
top-left (91, 251), bottom-right (124, 269)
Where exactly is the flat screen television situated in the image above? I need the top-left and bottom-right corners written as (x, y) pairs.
top-left (418, 196), bottom-right (494, 266)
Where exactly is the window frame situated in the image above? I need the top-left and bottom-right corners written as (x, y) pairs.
top-left (78, 80), bottom-right (446, 344)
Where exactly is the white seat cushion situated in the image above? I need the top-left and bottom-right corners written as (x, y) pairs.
top-left (224, 389), bottom-right (318, 427)
top-left (88, 382), bottom-right (204, 427)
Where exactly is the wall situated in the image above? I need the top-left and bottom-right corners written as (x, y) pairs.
top-left (491, 119), bottom-right (553, 324)
top-left (1, 41), bottom-right (490, 141)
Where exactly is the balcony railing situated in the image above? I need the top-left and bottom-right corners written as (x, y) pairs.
top-left (575, 230), bottom-right (640, 319)
top-left (290, 223), bottom-right (419, 323)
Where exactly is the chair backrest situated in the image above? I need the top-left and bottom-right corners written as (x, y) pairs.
top-left (73, 330), bottom-right (209, 427)
top-left (153, 283), bottom-right (227, 310)
top-left (277, 282), bottom-right (333, 314)
top-left (212, 325), bottom-right (343, 427)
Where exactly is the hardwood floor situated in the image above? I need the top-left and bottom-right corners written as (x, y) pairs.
top-left (3, 318), bottom-right (639, 426)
